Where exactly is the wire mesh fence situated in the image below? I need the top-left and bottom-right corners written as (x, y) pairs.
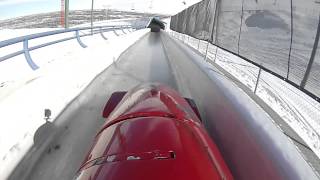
top-left (170, 0), bottom-right (320, 102)
top-left (169, 30), bottom-right (320, 168)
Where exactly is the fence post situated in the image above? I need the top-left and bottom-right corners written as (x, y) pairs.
top-left (213, 46), bottom-right (218, 63)
top-left (91, 0), bottom-right (94, 35)
top-left (300, 15), bottom-right (320, 88)
top-left (254, 65), bottom-right (263, 94)
top-left (197, 39), bottom-right (200, 50)
top-left (64, 0), bottom-right (69, 28)
top-left (204, 41), bottom-right (210, 62)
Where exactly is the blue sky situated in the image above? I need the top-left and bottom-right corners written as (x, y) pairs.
top-left (0, 0), bottom-right (200, 20)
top-left (0, 0), bottom-right (92, 20)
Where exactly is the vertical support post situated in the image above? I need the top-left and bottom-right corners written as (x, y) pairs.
top-left (286, 0), bottom-right (294, 79)
top-left (204, 41), bottom-right (210, 62)
top-left (105, 7), bottom-right (109, 21)
top-left (210, 0), bottom-right (220, 44)
top-left (254, 65), bottom-right (262, 94)
top-left (197, 39), bottom-right (200, 50)
top-left (213, 46), bottom-right (218, 63)
top-left (91, 0), bottom-right (94, 35)
top-left (60, 0), bottom-right (65, 27)
top-left (64, 0), bottom-right (69, 28)
top-left (300, 15), bottom-right (320, 88)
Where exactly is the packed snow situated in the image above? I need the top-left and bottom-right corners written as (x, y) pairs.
top-left (0, 25), bottom-right (149, 179)
top-left (1, 17), bottom-right (319, 179)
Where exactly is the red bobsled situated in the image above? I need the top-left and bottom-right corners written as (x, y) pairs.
top-left (75, 84), bottom-right (233, 180)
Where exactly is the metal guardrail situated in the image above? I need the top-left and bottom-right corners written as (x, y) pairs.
top-left (0, 25), bottom-right (133, 70)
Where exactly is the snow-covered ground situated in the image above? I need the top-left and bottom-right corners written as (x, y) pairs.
top-left (0, 25), bottom-right (148, 179)
top-left (1, 17), bottom-right (319, 178)
top-left (170, 31), bottom-right (320, 159)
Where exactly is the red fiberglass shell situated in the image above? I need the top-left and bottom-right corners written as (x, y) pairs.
top-left (75, 84), bottom-right (233, 180)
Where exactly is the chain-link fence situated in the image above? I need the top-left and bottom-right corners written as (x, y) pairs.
top-left (170, 0), bottom-right (320, 102)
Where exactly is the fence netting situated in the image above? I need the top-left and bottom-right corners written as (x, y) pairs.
top-left (170, 0), bottom-right (320, 101)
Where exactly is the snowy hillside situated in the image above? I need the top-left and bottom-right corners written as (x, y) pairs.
top-left (0, 9), bottom-right (167, 29)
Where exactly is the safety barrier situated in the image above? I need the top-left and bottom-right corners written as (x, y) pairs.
top-left (0, 25), bottom-right (133, 70)
top-left (170, 0), bottom-right (320, 103)
top-left (165, 31), bottom-right (319, 180)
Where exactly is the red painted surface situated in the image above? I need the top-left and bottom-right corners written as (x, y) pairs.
top-left (76, 84), bottom-right (233, 180)
top-left (60, 0), bottom-right (65, 27)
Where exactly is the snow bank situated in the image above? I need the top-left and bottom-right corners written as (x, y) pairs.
top-left (0, 27), bottom-right (148, 179)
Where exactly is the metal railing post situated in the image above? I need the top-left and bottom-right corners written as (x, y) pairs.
top-left (23, 40), bottom-right (39, 70)
top-left (113, 29), bottom-right (120, 36)
top-left (100, 27), bottom-right (108, 40)
top-left (254, 65), bottom-right (263, 94)
top-left (75, 30), bottom-right (87, 48)
top-left (121, 27), bottom-right (127, 34)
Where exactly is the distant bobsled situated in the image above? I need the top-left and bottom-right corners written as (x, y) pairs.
top-left (147, 17), bottom-right (165, 32)
top-left (75, 83), bottom-right (233, 180)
